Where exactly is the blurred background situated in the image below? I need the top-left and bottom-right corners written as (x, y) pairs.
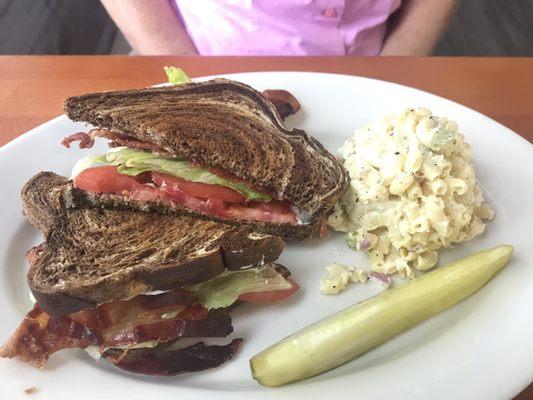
top-left (0, 0), bottom-right (531, 56)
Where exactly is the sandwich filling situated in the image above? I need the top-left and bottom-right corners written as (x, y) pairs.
top-left (0, 263), bottom-right (298, 375)
top-left (63, 135), bottom-right (304, 225)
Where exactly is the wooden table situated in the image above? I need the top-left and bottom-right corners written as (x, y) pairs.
top-left (0, 56), bottom-right (532, 146)
top-left (0, 56), bottom-right (531, 399)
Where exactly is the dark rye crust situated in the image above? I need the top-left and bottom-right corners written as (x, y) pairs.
top-left (21, 171), bottom-right (67, 234)
top-left (61, 184), bottom-right (324, 241)
top-left (22, 172), bottom-right (284, 316)
top-left (63, 78), bottom-right (349, 219)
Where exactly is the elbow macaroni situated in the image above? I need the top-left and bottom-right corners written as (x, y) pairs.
top-left (328, 108), bottom-right (494, 282)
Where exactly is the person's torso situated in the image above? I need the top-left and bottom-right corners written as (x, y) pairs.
top-left (173, 0), bottom-right (401, 55)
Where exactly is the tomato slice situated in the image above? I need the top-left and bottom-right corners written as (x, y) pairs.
top-left (238, 278), bottom-right (299, 304)
top-left (151, 172), bottom-right (245, 203)
top-left (73, 166), bottom-right (299, 225)
top-left (74, 166), bottom-right (164, 202)
top-left (74, 165), bottom-right (140, 193)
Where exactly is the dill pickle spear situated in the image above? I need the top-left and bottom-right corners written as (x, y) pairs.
top-left (250, 245), bottom-right (513, 387)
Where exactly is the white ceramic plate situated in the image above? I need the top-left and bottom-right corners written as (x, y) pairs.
top-left (0, 72), bottom-right (532, 400)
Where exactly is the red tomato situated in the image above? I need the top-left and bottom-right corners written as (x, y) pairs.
top-left (206, 166), bottom-right (279, 199)
top-left (74, 166), bottom-right (150, 196)
top-left (238, 278), bottom-right (299, 304)
top-left (74, 166), bottom-right (164, 202)
top-left (151, 171), bottom-right (245, 203)
top-left (73, 166), bottom-right (299, 225)
top-left (74, 166), bottom-right (137, 193)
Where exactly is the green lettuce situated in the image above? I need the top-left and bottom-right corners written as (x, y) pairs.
top-left (70, 153), bottom-right (108, 179)
top-left (72, 147), bottom-right (271, 202)
top-left (164, 66), bottom-right (191, 85)
top-left (188, 266), bottom-right (292, 309)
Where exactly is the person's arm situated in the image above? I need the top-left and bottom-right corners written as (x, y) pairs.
top-left (100, 0), bottom-right (197, 55)
top-left (380, 0), bottom-right (459, 56)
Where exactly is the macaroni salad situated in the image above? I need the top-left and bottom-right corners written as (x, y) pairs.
top-left (326, 108), bottom-right (493, 291)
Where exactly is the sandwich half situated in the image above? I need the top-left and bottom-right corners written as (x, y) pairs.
top-left (59, 79), bottom-right (348, 241)
top-left (0, 172), bottom-right (298, 376)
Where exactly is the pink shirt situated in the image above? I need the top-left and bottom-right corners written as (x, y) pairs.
top-left (173, 0), bottom-right (401, 56)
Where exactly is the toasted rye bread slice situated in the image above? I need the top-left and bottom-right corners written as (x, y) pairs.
top-left (63, 78), bottom-right (348, 220)
top-left (21, 171), bottom-right (67, 234)
top-left (23, 172), bottom-right (284, 316)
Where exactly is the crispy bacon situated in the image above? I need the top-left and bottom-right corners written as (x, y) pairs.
top-left (0, 304), bottom-right (97, 368)
top-left (0, 290), bottom-right (233, 369)
top-left (72, 306), bottom-right (230, 348)
top-left (92, 129), bottom-right (172, 155)
top-left (108, 138), bottom-right (172, 156)
top-left (60, 128), bottom-right (172, 155)
top-left (68, 289), bottom-right (229, 348)
top-left (104, 339), bottom-right (243, 376)
top-left (60, 129), bottom-right (102, 149)
top-left (61, 132), bottom-right (93, 148)
top-left (263, 89), bottom-right (301, 119)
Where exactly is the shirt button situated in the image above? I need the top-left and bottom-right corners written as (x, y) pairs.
top-left (322, 7), bottom-right (338, 18)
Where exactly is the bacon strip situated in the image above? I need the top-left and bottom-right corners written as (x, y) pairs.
top-left (60, 128), bottom-right (171, 155)
top-left (60, 129), bottom-right (105, 149)
top-left (67, 128), bottom-right (172, 154)
top-left (0, 290), bottom-right (233, 368)
top-left (263, 89), bottom-right (301, 119)
top-left (104, 339), bottom-right (243, 376)
top-left (72, 305), bottom-right (231, 348)
top-left (0, 304), bottom-right (97, 368)
top-left (108, 137), bottom-right (172, 156)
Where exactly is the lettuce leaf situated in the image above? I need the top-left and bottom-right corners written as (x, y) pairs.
top-left (72, 147), bottom-right (271, 202)
top-left (188, 266), bottom-right (292, 309)
top-left (70, 153), bottom-right (108, 179)
top-left (164, 66), bottom-right (191, 85)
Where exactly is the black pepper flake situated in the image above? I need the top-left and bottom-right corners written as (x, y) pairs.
top-left (394, 151), bottom-right (400, 155)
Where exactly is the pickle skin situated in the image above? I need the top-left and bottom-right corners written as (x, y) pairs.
top-left (250, 245), bottom-right (513, 387)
